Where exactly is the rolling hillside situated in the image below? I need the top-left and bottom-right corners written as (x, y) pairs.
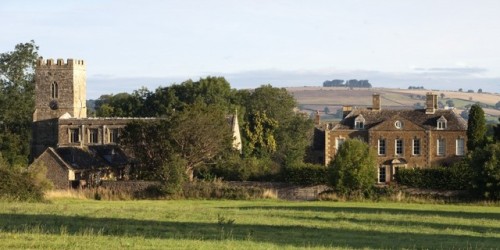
top-left (287, 87), bottom-right (500, 122)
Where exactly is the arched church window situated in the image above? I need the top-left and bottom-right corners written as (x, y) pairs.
top-left (51, 81), bottom-right (58, 99)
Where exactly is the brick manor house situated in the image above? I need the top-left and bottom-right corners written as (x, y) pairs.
top-left (314, 93), bottom-right (468, 183)
top-left (31, 58), bottom-right (242, 189)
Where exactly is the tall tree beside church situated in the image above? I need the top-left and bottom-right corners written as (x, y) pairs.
top-left (121, 103), bottom-right (233, 182)
top-left (467, 104), bottom-right (487, 151)
top-left (242, 85), bottom-right (314, 165)
top-left (0, 41), bottom-right (39, 165)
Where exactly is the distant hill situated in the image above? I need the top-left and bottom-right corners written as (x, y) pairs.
top-left (287, 86), bottom-right (500, 122)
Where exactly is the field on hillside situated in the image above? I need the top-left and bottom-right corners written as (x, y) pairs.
top-left (288, 87), bottom-right (500, 121)
top-left (1, 199), bottom-right (499, 249)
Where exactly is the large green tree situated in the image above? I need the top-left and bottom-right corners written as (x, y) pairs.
top-left (121, 104), bottom-right (233, 182)
top-left (328, 139), bottom-right (377, 195)
top-left (244, 111), bottom-right (279, 157)
top-left (242, 85), bottom-right (314, 165)
top-left (0, 40), bottom-right (38, 165)
top-left (95, 92), bottom-right (146, 117)
top-left (141, 76), bottom-right (238, 117)
top-left (120, 119), bottom-right (174, 181)
top-left (467, 104), bottom-right (487, 151)
top-left (170, 104), bottom-right (233, 180)
top-left (96, 76), bottom-right (241, 118)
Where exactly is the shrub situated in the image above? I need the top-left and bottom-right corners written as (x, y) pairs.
top-left (328, 139), bottom-right (377, 195)
top-left (28, 161), bottom-right (54, 191)
top-left (182, 180), bottom-right (267, 200)
top-left (283, 163), bottom-right (328, 185)
top-left (0, 166), bottom-right (45, 202)
top-left (210, 155), bottom-right (281, 181)
top-left (395, 163), bottom-right (473, 190)
top-left (159, 155), bottom-right (186, 195)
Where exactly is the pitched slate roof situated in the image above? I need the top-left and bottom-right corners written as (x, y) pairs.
top-left (55, 147), bottom-right (109, 170)
top-left (334, 108), bottom-right (467, 130)
top-left (54, 145), bottom-right (130, 171)
top-left (88, 145), bottom-right (129, 167)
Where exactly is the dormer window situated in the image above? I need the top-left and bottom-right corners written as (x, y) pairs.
top-left (355, 115), bottom-right (365, 129)
top-left (437, 116), bottom-right (447, 130)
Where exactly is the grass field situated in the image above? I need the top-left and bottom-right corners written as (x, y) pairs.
top-left (1, 199), bottom-right (499, 249)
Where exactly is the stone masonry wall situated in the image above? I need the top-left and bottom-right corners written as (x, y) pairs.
top-left (34, 59), bottom-right (86, 121)
top-left (35, 149), bottom-right (70, 189)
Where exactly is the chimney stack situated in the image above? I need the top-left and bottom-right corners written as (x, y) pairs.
top-left (372, 93), bottom-right (381, 111)
top-left (425, 92), bottom-right (438, 114)
top-left (314, 110), bottom-right (320, 125)
top-left (342, 106), bottom-right (352, 119)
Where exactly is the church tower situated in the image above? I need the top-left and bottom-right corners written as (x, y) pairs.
top-left (31, 58), bottom-right (87, 158)
top-left (33, 58), bottom-right (87, 121)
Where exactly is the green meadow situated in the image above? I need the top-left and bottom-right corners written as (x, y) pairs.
top-left (1, 199), bottom-right (499, 249)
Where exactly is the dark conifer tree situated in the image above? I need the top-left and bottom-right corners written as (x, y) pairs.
top-left (467, 104), bottom-right (487, 151)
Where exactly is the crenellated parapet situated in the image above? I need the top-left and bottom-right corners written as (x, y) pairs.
top-left (36, 58), bottom-right (85, 68)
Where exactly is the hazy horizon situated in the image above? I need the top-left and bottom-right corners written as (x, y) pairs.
top-left (2, 0), bottom-right (500, 98)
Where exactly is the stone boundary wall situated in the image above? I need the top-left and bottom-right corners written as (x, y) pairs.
top-left (228, 181), bottom-right (330, 200)
top-left (98, 180), bottom-right (330, 200)
top-left (100, 180), bottom-right (160, 193)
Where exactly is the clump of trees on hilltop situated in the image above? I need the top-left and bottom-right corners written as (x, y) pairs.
top-left (408, 86), bottom-right (425, 90)
top-left (322, 79), bottom-right (372, 88)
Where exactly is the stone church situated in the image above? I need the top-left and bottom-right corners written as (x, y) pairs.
top-left (316, 93), bottom-right (468, 184)
top-left (31, 58), bottom-right (242, 189)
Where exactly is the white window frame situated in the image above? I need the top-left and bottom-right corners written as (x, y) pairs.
top-left (437, 121), bottom-right (446, 130)
top-left (437, 138), bottom-right (446, 156)
top-left (378, 166), bottom-right (386, 183)
top-left (354, 115), bottom-right (365, 129)
top-left (395, 139), bottom-right (404, 155)
top-left (437, 117), bottom-right (447, 130)
top-left (355, 121), bottom-right (364, 129)
top-left (412, 138), bottom-right (421, 155)
top-left (108, 128), bottom-right (120, 144)
top-left (69, 128), bottom-right (80, 143)
top-left (378, 139), bottom-right (386, 155)
top-left (336, 137), bottom-right (345, 150)
top-left (456, 138), bottom-right (465, 156)
top-left (88, 128), bottom-right (99, 144)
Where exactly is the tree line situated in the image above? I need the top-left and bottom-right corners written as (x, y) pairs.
top-left (322, 79), bottom-right (372, 88)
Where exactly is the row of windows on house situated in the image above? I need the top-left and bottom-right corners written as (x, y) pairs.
top-left (335, 138), bottom-right (465, 157)
top-left (354, 117), bottom-right (448, 130)
top-left (68, 128), bottom-right (121, 144)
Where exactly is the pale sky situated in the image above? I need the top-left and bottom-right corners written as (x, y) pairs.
top-left (1, 0), bottom-right (500, 98)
